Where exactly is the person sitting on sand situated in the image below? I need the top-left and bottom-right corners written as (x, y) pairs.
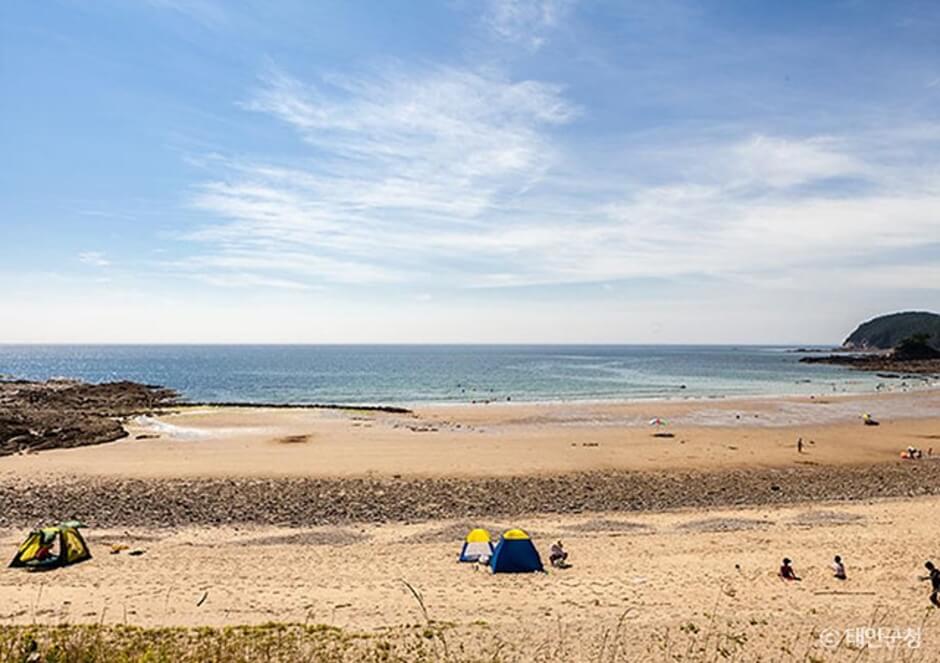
top-left (549, 541), bottom-right (568, 567)
top-left (35, 541), bottom-right (54, 562)
top-left (779, 558), bottom-right (800, 581)
top-left (922, 561), bottom-right (940, 608)
top-left (832, 555), bottom-right (846, 580)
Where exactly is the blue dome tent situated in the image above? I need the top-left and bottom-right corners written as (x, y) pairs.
top-left (489, 528), bottom-right (543, 573)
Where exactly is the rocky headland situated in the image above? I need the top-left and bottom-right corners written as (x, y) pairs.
top-left (800, 310), bottom-right (940, 375)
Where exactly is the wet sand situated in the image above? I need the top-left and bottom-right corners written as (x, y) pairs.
top-left (1, 389), bottom-right (938, 479)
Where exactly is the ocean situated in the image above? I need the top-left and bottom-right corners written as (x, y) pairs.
top-left (0, 344), bottom-right (899, 406)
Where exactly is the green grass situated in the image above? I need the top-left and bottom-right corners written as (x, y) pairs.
top-left (0, 623), bottom-right (459, 663)
top-left (0, 615), bottom-right (935, 662)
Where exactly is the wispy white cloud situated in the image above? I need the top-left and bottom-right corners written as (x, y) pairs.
top-left (724, 135), bottom-right (866, 188)
top-left (177, 64), bottom-right (940, 297)
top-left (483, 0), bottom-right (573, 51)
top-left (244, 67), bottom-right (575, 171)
top-left (78, 251), bottom-right (110, 267)
top-left (181, 65), bottom-right (577, 287)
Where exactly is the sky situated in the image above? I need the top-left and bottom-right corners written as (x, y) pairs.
top-left (1, 0), bottom-right (939, 344)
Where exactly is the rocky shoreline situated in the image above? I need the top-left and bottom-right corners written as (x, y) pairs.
top-left (0, 380), bottom-right (178, 457)
top-left (0, 380), bottom-right (417, 458)
top-left (799, 354), bottom-right (940, 376)
top-left (2, 462), bottom-right (939, 528)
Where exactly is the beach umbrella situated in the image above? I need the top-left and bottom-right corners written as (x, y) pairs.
top-left (648, 417), bottom-right (667, 427)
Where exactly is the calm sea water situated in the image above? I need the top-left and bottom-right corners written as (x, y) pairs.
top-left (0, 345), bottom-right (888, 405)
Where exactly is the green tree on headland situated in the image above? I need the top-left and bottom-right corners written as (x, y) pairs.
top-left (893, 333), bottom-right (940, 360)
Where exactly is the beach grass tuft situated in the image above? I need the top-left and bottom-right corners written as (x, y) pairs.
top-left (0, 623), bottom-right (447, 663)
top-left (0, 618), bottom-right (935, 662)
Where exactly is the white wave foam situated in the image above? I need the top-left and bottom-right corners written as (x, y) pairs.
top-left (131, 416), bottom-right (212, 440)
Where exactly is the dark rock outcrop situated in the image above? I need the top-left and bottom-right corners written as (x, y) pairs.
top-left (799, 353), bottom-right (940, 374)
top-left (0, 379), bottom-right (179, 456)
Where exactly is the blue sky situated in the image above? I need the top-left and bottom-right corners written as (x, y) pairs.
top-left (2, 0), bottom-right (939, 343)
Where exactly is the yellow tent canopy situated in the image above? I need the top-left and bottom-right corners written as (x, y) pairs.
top-left (465, 528), bottom-right (491, 543)
top-left (501, 528), bottom-right (531, 540)
top-left (459, 528), bottom-right (494, 562)
top-left (9, 521), bottom-right (91, 570)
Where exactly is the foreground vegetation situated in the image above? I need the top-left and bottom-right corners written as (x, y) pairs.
top-left (0, 624), bottom-right (448, 663)
top-left (0, 615), bottom-right (935, 663)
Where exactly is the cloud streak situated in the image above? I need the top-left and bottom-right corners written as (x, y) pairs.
top-left (183, 65), bottom-right (578, 286)
top-left (482, 0), bottom-right (573, 51)
top-left (178, 64), bottom-right (940, 297)
top-left (78, 251), bottom-right (110, 267)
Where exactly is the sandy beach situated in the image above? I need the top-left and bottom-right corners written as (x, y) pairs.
top-left (2, 389), bottom-right (940, 661)
top-left (2, 499), bottom-right (939, 660)
top-left (2, 389), bottom-right (939, 479)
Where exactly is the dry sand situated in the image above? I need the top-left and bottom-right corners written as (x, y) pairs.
top-left (2, 390), bottom-right (940, 660)
top-left (1, 499), bottom-right (938, 660)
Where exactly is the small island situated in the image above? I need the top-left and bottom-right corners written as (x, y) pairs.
top-left (801, 310), bottom-right (940, 374)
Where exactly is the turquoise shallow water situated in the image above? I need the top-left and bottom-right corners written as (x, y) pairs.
top-left (0, 345), bottom-right (891, 406)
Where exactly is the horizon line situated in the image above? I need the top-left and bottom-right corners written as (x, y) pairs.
top-left (0, 341), bottom-right (840, 347)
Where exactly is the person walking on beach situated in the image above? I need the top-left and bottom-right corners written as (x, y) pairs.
top-left (923, 561), bottom-right (940, 608)
top-left (796, 438), bottom-right (803, 454)
top-left (779, 558), bottom-right (800, 581)
top-left (832, 555), bottom-right (846, 580)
